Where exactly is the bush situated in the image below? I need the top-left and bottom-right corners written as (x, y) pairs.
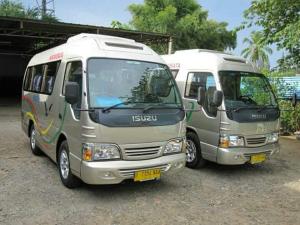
top-left (279, 100), bottom-right (300, 133)
top-left (263, 69), bottom-right (299, 134)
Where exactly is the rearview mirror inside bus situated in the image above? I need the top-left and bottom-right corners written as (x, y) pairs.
top-left (148, 75), bottom-right (172, 97)
top-left (197, 87), bottom-right (205, 105)
top-left (65, 82), bottom-right (80, 105)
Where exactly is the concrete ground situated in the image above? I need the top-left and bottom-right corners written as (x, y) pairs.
top-left (0, 105), bottom-right (300, 225)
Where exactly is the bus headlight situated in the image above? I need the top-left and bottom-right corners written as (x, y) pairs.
top-left (82, 143), bottom-right (121, 161)
top-left (219, 135), bottom-right (245, 148)
top-left (163, 139), bottom-right (183, 155)
top-left (267, 132), bottom-right (279, 143)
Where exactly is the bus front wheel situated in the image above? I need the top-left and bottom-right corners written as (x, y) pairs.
top-left (186, 132), bottom-right (206, 168)
top-left (58, 140), bottom-right (81, 188)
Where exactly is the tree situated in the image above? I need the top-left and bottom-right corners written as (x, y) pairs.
top-left (118, 0), bottom-right (236, 53)
top-left (243, 0), bottom-right (300, 69)
top-left (0, 0), bottom-right (58, 21)
top-left (241, 31), bottom-right (273, 69)
top-left (111, 20), bottom-right (132, 30)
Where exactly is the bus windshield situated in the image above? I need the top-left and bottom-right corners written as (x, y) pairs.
top-left (219, 71), bottom-right (278, 110)
top-left (87, 58), bottom-right (182, 109)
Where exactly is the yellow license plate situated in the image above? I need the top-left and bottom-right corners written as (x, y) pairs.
top-left (250, 153), bottom-right (266, 164)
top-left (134, 169), bottom-right (161, 182)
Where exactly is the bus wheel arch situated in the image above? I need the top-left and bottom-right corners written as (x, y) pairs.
top-left (28, 120), bottom-right (34, 137)
top-left (56, 135), bottom-right (81, 188)
top-left (56, 133), bottom-right (67, 163)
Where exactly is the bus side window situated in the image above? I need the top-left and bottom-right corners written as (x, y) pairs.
top-left (31, 65), bottom-right (44, 92)
top-left (42, 61), bottom-right (61, 95)
top-left (204, 75), bottom-right (217, 117)
top-left (185, 72), bottom-right (206, 98)
top-left (23, 67), bottom-right (33, 91)
top-left (171, 70), bottom-right (179, 78)
top-left (185, 72), bottom-right (217, 117)
top-left (63, 61), bottom-right (82, 119)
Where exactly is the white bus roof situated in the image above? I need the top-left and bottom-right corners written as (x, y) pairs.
top-left (28, 33), bottom-right (164, 66)
top-left (162, 49), bottom-right (258, 73)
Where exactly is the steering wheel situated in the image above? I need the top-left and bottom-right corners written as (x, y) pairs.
top-left (239, 95), bottom-right (256, 105)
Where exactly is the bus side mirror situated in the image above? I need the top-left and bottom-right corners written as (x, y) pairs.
top-left (292, 93), bottom-right (297, 107)
top-left (65, 82), bottom-right (80, 105)
top-left (197, 87), bottom-right (205, 105)
top-left (212, 90), bottom-right (223, 107)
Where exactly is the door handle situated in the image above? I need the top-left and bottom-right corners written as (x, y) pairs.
top-left (44, 103), bottom-right (53, 117)
top-left (59, 113), bottom-right (62, 120)
top-left (48, 104), bottom-right (53, 112)
top-left (44, 102), bottom-right (48, 117)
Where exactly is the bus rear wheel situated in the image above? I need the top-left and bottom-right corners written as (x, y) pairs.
top-left (186, 132), bottom-right (206, 168)
top-left (29, 125), bottom-right (42, 155)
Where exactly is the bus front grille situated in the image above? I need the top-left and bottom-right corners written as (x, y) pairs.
top-left (246, 137), bottom-right (267, 146)
top-left (124, 146), bottom-right (162, 158)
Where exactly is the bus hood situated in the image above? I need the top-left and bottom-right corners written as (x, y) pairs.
top-left (81, 120), bottom-right (186, 144)
top-left (220, 119), bottom-right (280, 136)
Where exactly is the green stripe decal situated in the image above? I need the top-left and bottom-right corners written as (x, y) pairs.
top-left (22, 95), bottom-right (67, 145)
top-left (43, 103), bottom-right (67, 144)
top-left (186, 102), bottom-right (195, 122)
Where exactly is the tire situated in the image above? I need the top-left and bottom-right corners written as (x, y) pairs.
top-left (186, 132), bottom-right (206, 169)
top-left (29, 125), bottom-right (43, 155)
top-left (58, 140), bottom-right (81, 188)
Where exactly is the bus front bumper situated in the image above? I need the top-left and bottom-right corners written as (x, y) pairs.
top-left (217, 143), bottom-right (280, 165)
top-left (80, 153), bottom-right (186, 185)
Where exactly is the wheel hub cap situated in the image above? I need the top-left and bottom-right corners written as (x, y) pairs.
top-left (60, 150), bottom-right (69, 179)
top-left (30, 129), bottom-right (36, 149)
top-left (186, 140), bottom-right (197, 163)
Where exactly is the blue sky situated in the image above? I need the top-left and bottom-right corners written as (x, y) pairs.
top-left (22, 0), bottom-right (281, 68)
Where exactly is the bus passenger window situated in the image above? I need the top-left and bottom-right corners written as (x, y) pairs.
top-left (31, 65), bottom-right (44, 92)
top-left (23, 67), bottom-right (33, 91)
top-left (43, 61), bottom-right (60, 94)
top-left (171, 70), bottom-right (179, 78)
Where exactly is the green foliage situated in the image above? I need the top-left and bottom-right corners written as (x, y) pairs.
top-left (111, 20), bottom-right (132, 30)
top-left (262, 68), bottom-right (297, 78)
top-left (240, 76), bottom-right (269, 105)
top-left (263, 69), bottom-right (300, 133)
top-left (123, 0), bottom-right (236, 53)
top-left (0, 0), bottom-right (58, 21)
top-left (241, 31), bottom-right (272, 70)
top-left (279, 100), bottom-right (300, 133)
top-left (243, 0), bottom-right (300, 68)
top-left (276, 53), bottom-right (300, 72)
top-left (41, 13), bottom-right (59, 22)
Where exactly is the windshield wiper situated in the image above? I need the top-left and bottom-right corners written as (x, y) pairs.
top-left (231, 106), bottom-right (260, 112)
top-left (102, 101), bottom-right (132, 113)
top-left (231, 105), bottom-right (276, 112)
top-left (257, 105), bottom-right (277, 112)
top-left (143, 104), bottom-right (181, 113)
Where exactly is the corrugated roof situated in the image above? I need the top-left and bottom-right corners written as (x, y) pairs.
top-left (0, 16), bottom-right (170, 56)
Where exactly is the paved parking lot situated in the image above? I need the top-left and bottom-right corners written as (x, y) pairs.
top-left (0, 105), bottom-right (300, 225)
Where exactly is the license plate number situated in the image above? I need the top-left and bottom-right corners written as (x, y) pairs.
top-left (250, 153), bottom-right (266, 164)
top-left (134, 169), bottom-right (161, 182)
